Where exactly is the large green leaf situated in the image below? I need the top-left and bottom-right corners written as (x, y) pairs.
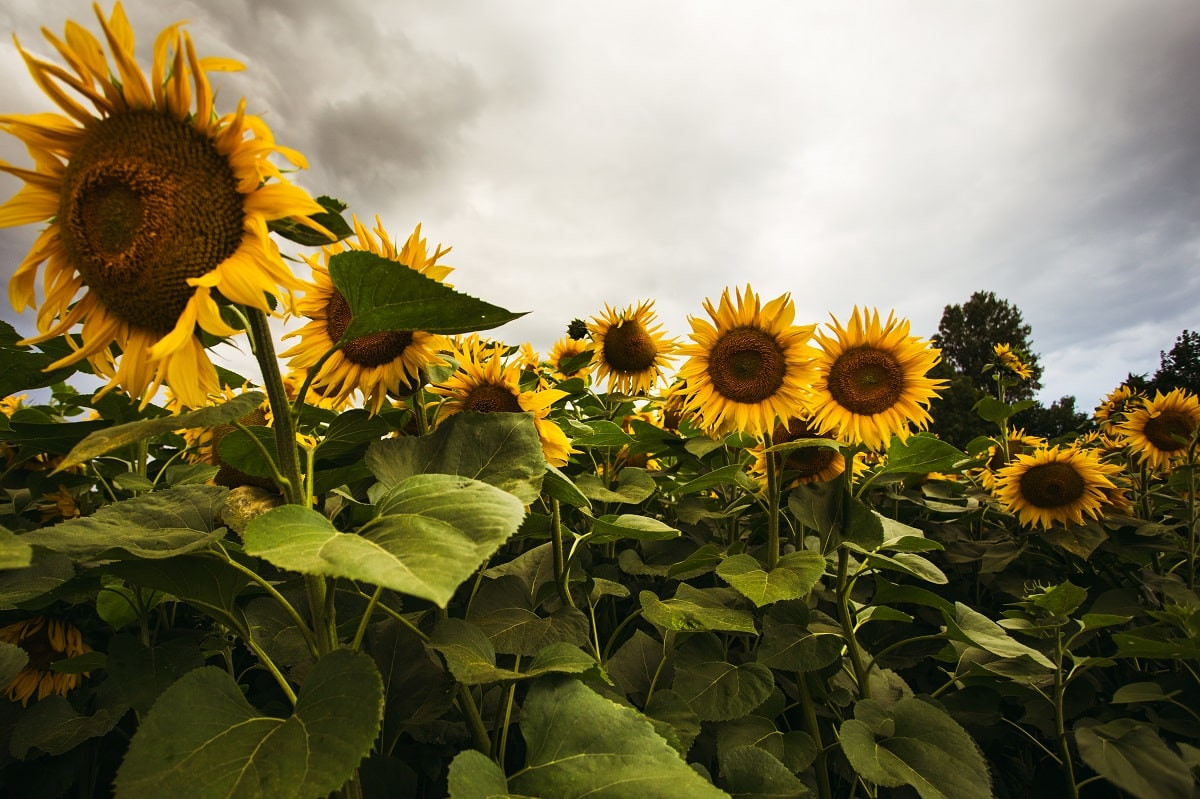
top-left (329, 249), bottom-right (525, 338)
top-left (942, 602), bottom-right (1053, 669)
top-left (672, 464), bottom-right (759, 496)
top-left (105, 634), bottom-right (207, 714)
top-left (447, 750), bottom-right (512, 799)
top-left (575, 468), bottom-right (657, 504)
top-left (19, 485), bottom-right (228, 561)
top-left (55, 392), bottom-right (265, 472)
top-left (114, 649), bottom-right (383, 799)
top-left (587, 513), bottom-right (680, 544)
top-left (0, 526), bottom-right (33, 570)
top-left (103, 555), bottom-right (251, 637)
top-left (640, 585), bottom-right (757, 634)
top-left (1074, 719), bottom-right (1194, 799)
top-left (0, 641), bottom-right (29, 688)
top-left (366, 412), bottom-right (545, 505)
top-left (672, 635), bottom-right (774, 722)
top-left (429, 618), bottom-right (594, 684)
top-left (0, 551), bottom-right (75, 609)
top-left (716, 551), bottom-right (825, 607)
top-left (465, 575), bottom-right (590, 656)
top-left (509, 677), bottom-right (728, 798)
top-left (839, 697), bottom-right (991, 799)
top-left (244, 474), bottom-right (525, 607)
top-left (0, 320), bottom-right (78, 397)
top-left (874, 435), bottom-right (966, 479)
top-left (10, 695), bottom-right (128, 758)
top-left (720, 745), bottom-right (811, 798)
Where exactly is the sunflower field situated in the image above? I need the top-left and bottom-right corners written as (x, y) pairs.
top-left (2, 6), bottom-right (1199, 799)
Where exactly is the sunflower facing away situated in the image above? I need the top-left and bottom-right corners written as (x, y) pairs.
top-left (677, 285), bottom-right (817, 437)
top-left (432, 336), bottom-right (575, 467)
top-left (992, 343), bottom-right (1033, 381)
top-left (750, 416), bottom-right (846, 489)
top-left (549, 336), bottom-right (593, 381)
top-left (282, 217), bottom-right (451, 414)
top-left (1117, 388), bottom-right (1200, 471)
top-left (1, 4), bottom-right (327, 409)
top-left (993, 445), bottom-right (1121, 530)
top-left (588, 300), bottom-right (678, 395)
top-left (1, 617), bottom-right (91, 706)
top-left (807, 308), bottom-right (946, 451)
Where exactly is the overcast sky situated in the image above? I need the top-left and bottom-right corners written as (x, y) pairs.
top-left (2, 0), bottom-right (1198, 411)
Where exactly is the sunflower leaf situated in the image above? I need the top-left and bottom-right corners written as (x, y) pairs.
top-left (0, 526), bottom-right (33, 570)
top-left (267, 194), bottom-right (353, 245)
top-left (329, 249), bottom-right (525, 337)
top-left (715, 551), bottom-right (826, 607)
top-left (114, 650), bottom-right (383, 799)
top-left (54, 392), bottom-right (265, 473)
top-left (243, 474), bottom-right (525, 607)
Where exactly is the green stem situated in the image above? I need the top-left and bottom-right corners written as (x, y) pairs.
top-left (1187, 438), bottom-right (1197, 591)
top-left (231, 420), bottom-right (291, 495)
top-left (351, 585), bottom-right (384, 652)
top-left (764, 430), bottom-right (780, 571)
top-left (457, 684), bottom-right (492, 754)
top-left (1054, 629), bottom-right (1079, 799)
top-left (290, 347), bottom-right (338, 420)
top-left (245, 307), bottom-right (303, 506)
top-left (243, 636), bottom-right (297, 707)
top-left (551, 499), bottom-right (576, 609)
top-left (219, 551), bottom-right (320, 658)
top-left (798, 673), bottom-right (832, 799)
top-left (411, 390), bottom-right (430, 436)
top-left (837, 548), bottom-right (870, 699)
top-left (495, 656), bottom-right (521, 763)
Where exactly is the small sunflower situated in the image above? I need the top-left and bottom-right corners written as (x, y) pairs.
top-left (1117, 388), bottom-right (1200, 471)
top-left (750, 416), bottom-right (846, 489)
top-left (977, 429), bottom-right (1047, 490)
top-left (807, 307), bottom-right (946, 451)
top-left (1, 395), bottom-right (28, 417)
top-left (1, 617), bottom-right (91, 706)
top-left (549, 336), bottom-right (593, 381)
top-left (588, 300), bottom-right (678, 395)
top-left (431, 337), bottom-right (575, 467)
top-left (282, 218), bottom-right (452, 415)
top-left (2, 4), bottom-right (328, 409)
top-left (38, 485), bottom-right (81, 523)
top-left (992, 343), bottom-right (1033, 381)
top-left (677, 285), bottom-right (817, 437)
top-left (993, 445), bottom-right (1121, 530)
top-left (1094, 385), bottom-right (1144, 433)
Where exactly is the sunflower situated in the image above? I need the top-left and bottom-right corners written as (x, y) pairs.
top-left (281, 218), bottom-right (452, 415)
top-left (1, 617), bottom-right (91, 706)
top-left (1, 395), bottom-right (27, 417)
top-left (993, 445), bottom-right (1121, 530)
top-left (1095, 385), bottom-right (1144, 433)
top-left (749, 416), bottom-right (846, 489)
top-left (806, 307), bottom-right (946, 451)
top-left (977, 428), bottom-right (1047, 490)
top-left (1, 4), bottom-right (328, 409)
top-left (1117, 388), bottom-right (1200, 471)
top-left (549, 336), bottom-right (593, 381)
top-left (431, 336), bottom-right (575, 467)
top-left (992, 343), bottom-right (1033, 381)
top-left (588, 300), bottom-right (678, 395)
top-left (677, 285), bottom-right (817, 437)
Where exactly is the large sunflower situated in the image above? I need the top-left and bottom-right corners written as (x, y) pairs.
top-left (1, 4), bottom-right (326, 409)
top-left (281, 218), bottom-right (451, 414)
top-left (432, 336), bottom-right (575, 467)
top-left (993, 445), bottom-right (1121, 530)
top-left (588, 300), bottom-right (678, 395)
top-left (677, 285), bottom-right (817, 437)
top-left (1, 617), bottom-right (91, 706)
top-left (806, 308), bottom-right (946, 451)
top-left (1117, 388), bottom-right (1200, 471)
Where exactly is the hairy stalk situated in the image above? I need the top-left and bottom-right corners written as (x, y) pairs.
top-left (551, 499), bottom-right (576, 608)
top-left (245, 307), bottom-right (303, 506)
top-left (1054, 628), bottom-right (1079, 799)
top-left (458, 684), bottom-right (493, 754)
top-left (351, 585), bottom-right (385, 652)
top-left (798, 672), bottom-right (832, 799)
top-left (764, 430), bottom-right (780, 570)
top-left (243, 636), bottom-right (297, 707)
top-left (837, 548), bottom-right (870, 699)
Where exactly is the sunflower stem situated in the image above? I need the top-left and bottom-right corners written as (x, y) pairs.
top-left (764, 430), bottom-right (781, 571)
top-left (551, 499), bottom-right (576, 608)
top-left (245, 308), bottom-right (304, 507)
top-left (798, 672), bottom-right (833, 799)
top-left (837, 548), bottom-right (870, 699)
top-left (290, 346), bottom-right (338, 420)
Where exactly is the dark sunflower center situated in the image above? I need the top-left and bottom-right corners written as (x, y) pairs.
top-left (773, 419), bottom-right (836, 477)
top-left (463, 383), bottom-right (523, 414)
top-left (826, 346), bottom-right (904, 415)
top-left (325, 291), bottom-right (414, 368)
top-left (1143, 411), bottom-right (1194, 452)
top-left (17, 629), bottom-right (57, 670)
top-left (603, 320), bottom-right (657, 372)
top-left (707, 327), bottom-right (787, 403)
top-left (59, 110), bottom-right (245, 334)
top-left (1018, 462), bottom-right (1085, 509)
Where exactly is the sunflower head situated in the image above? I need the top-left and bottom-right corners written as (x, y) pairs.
top-left (431, 337), bottom-right (575, 467)
top-left (750, 416), bottom-right (846, 490)
top-left (991, 343), bottom-right (1034, 381)
top-left (1, 617), bottom-right (91, 706)
top-left (676, 285), bottom-right (817, 437)
top-left (993, 445), bottom-right (1120, 530)
top-left (806, 307), bottom-right (946, 451)
top-left (1117, 388), bottom-right (1200, 471)
top-left (588, 300), bottom-right (678, 396)
top-left (2, 4), bottom-right (328, 408)
top-left (281, 218), bottom-right (452, 415)
top-left (1095, 385), bottom-right (1144, 433)
top-left (549, 336), bottom-right (594, 381)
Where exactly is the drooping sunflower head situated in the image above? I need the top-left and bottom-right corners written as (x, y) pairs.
top-left (431, 337), bottom-right (575, 467)
top-left (1, 617), bottom-right (91, 706)
top-left (549, 336), bottom-right (593, 381)
top-left (2, 4), bottom-right (329, 409)
top-left (1095, 385), bottom-right (1144, 433)
top-left (993, 445), bottom-right (1120, 530)
top-left (806, 307), bottom-right (947, 451)
top-left (992, 343), bottom-right (1034, 381)
top-left (1117, 388), bottom-right (1200, 471)
top-left (749, 416), bottom-right (846, 490)
top-left (588, 299), bottom-right (678, 396)
top-left (281, 218), bottom-right (452, 415)
top-left (677, 285), bottom-right (818, 437)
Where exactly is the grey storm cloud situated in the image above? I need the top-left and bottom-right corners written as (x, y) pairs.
top-left (0, 0), bottom-right (1197, 409)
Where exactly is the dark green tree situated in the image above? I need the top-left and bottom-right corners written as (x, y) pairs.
top-left (1019, 395), bottom-right (1091, 440)
top-left (1151, 329), bottom-right (1200, 395)
top-left (932, 290), bottom-right (1043, 400)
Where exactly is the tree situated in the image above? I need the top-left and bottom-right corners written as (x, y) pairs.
top-left (932, 291), bottom-right (1043, 400)
top-left (1151, 329), bottom-right (1200, 395)
top-left (1019, 395), bottom-right (1091, 440)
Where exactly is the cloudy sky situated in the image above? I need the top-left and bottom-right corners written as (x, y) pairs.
top-left (2, 0), bottom-right (1199, 410)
